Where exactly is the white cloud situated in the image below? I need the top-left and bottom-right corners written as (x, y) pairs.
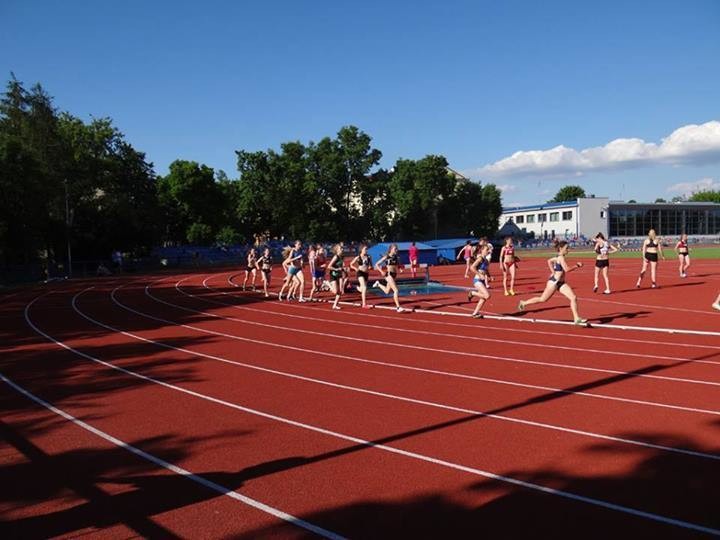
top-left (666, 177), bottom-right (720, 196)
top-left (496, 184), bottom-right (517, 192)
top-left (473, 120), bottom-right (720, 179)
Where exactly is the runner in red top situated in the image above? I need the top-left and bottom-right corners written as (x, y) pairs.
top-left (499, 236), bottom-right (519, 296)
top-left (457, 241), bottom-right (474, 278)
top-left (408, 242), bottom-right (419, 278)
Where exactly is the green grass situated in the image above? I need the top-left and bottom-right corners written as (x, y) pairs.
top-left (516, 246), bottom-right (720, 259)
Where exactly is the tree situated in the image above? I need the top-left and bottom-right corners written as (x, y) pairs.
top-left (689, 190), bottom-right (720, 203)
top-left (655, 198), bottom-right (667, 203)
top-left (550, 185), bottom-right (586, 202)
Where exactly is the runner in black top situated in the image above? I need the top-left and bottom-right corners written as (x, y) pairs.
top-left (636, 229), bottom-right (665, 289)
top-left (242, 248), bottom-right (257, 291)
top-left (328, 243), bottom-right (344, 310)
top-left (255, 247), bottom-right (272, 297)
top-left (350, 244), bottom-right (373, 308)
top-left (675, 233), bottom-right (690, 278)
top-left (373, 243), bottom-right (404, 312)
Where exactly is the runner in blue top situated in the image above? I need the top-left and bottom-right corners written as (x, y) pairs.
top-left (518, 240), bottom-right (587, 325)
top-left (467, 244), bottom-right (491, 318)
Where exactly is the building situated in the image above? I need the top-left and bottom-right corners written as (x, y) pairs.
top-left (499, 198), bottom-right (608, 240)
top-left (499, 198), bottom-right (720, 239)
top-left (607, 201), bottom-right (720, 237)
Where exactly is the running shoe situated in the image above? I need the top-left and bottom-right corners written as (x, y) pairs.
top-left (603, 289), bottom-right (611, 295)
top-left (504, 291), bottom-right (510, 296)
top-left (509, 290), bottom-right (516, 296)
top-left (592, 286), bottom-right (598, 293)
top-left (471, 313), bottom-right (484, 319)
top-left (299, 298), bottom-right (306, 303)
top-left (713, 303), bottom-right (720, 311)
top-left (467, 291), bottom-right (473, 302)
top-left (517, 301), bottom-right (526, 311)
top-left (574, 318), bottom-right (588, 326)
top-left (396, 307), bottom-right (404, 313)
top-left (332, 305), bottom-right (341, 310)
top-left (651, 283), bottom-right (657, 289)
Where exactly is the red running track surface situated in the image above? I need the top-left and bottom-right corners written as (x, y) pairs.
top-left (1, 257), bottom-right (719, 538)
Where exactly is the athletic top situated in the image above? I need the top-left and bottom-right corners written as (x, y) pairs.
top-left (504, 245), bottom-right (515, 257)
top-left (597, 240), bottom-right (609, 257)
top-left (553, 260), bottom-right (564, 272)
top-left (290, 248), bottom-right (303, 267)
top-left (462, 245), bottom-right (472, 258)
top-left (258, 255), bottom-right (272, 270)
top-left (676, 239), bottom-right (689, 253)
top-left (357, 254), bottom-right (371, 271)
top-left (386, 253), bottom-right (399, 267)
top-left (647, 238), bottom-right (658, 249)
top-left (247, 251), bottom-right (256, 265)
top-left (408, 245), bottom-right (418, 261)
top-left (478, 258), bottom-right (489, 273)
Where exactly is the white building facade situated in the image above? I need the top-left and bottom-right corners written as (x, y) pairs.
top-left (499, 198), bottom-right (609, 240)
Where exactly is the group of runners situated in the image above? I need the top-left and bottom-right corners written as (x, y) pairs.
top-left (238, 230), bottom-right (717, 323)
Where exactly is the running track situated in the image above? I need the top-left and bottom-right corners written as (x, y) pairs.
top-left (1, 258), bottom-right (719, 538)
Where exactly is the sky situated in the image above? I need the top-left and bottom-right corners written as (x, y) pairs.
top-left (2, 0), bottom-right (719, 207)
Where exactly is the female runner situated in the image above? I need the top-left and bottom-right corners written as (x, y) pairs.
top-left (255, 247), bottom-right (272, 297)
top-left (373, 243), bottom-right (404, 312)
top-left (499, 236), bottom-right (519, 296)
top-left (636, 229), bottom-right (665, 288)
top-left (287, 240), bottom-right (306, 301)
top-left (518, 240), bottom-right (587, 325)
top-left (327, 244), bottom-right (345, 310)
top-left (350, 244), bottom-right (373, 308)
top-left (466, 244), bottom-right (491, 318)
top-left (457, 241), bottom-right (473, 278)
top-left (241, 247), bottom-right (257, 290)
top-left (482, 236), bottom-right (493, 288)
top-left (277, 245), bottom-right (295, 301)
top-left (675, 233), bottom-right (690, 278)
top-left (408, 241), bottom-right (419, 278)
top-left (592, 232), bottom-right (618, 294)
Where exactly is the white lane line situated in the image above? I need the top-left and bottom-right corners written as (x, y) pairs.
top-left (148, 278), bottom-right (720, 389)
top-left (24, 294), bottom-right (720, 537)
top-left (222, 272), bottom-right (720, 350)
top-left (70, 288), bottom-right (720, 460)
top-left (197, 276), bottom-right (720, 367)
top-left (0, 369), bottom-right (345, 540)
top-left (110, 282), bottom-right (720, 417)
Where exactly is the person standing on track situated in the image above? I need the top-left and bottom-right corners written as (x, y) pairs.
top-left (328, 243), bottom-right (345, 310)
top-left (277, 245), bottom-right (296, 301)
top-left (255, 247), bottom-right (272, 298)
top-left (350, 244), bottom-right (373, 308)
top-left (592, 232), bottom-right (618, 294)
top-left (373, 243), bottom-right (405, 312)
top-left (457, 240), bottom-right (473, 278)
top-left (499, 236), bottom-right (519, 296)
top-left (408, 241), bottom-right (419, 278)
top-left (518, 240), bottom-right (587, 325)
top-left (482, 236), bottom-right (493, 288)
top-left (241, 247), bottom-right (257, 291)
top-left (675, 233), bottom-right (691, 278)
top-left (466, 244), bottom-right (491, 318)
top-left (636, 229), bottom-right (665, 289)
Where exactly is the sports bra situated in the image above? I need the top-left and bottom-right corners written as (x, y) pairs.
top-left (386, 254), bottom-right (399, 266)
top-left (677, 240), bottom-right (688, 251)
top-left (358, 255), bottom-right (370, 270)
top-left (553, 261), bottom-right (564, 272)
top-left (647, 239), bottom-right (657, 248)
top-left (504, 245), bottom-right (515, 257)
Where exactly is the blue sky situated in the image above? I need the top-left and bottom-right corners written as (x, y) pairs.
top-left (2, 0), bottom-right (719, 206)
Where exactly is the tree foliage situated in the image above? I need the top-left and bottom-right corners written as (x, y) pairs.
top-left (550, 185), bottom-right (586, 202)
top-left (688, 190), bottom-right (720, 203)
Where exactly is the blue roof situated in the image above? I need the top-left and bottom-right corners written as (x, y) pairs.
top-left (503, 200), bottom-right (578, 212)
top-left (423, 237), bottom-right (475, 248)
top-left (371, 241), bottom-right (436, 250)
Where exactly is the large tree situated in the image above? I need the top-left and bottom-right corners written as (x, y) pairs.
top-left (689, 190), bottom-right (720, 203)
top-left (550, 185), bottom-right (586, 202)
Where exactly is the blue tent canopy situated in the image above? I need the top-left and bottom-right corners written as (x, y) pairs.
top-left (367, 242), bottom-right (436, 267)
top-left (425, 238), bottom-right (476, 261)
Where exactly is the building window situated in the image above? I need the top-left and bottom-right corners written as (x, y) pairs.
top-left (550, 212), bottom-right (559, 222)
top-left (538, 213), bottom-right (547, 222)
top-left (516, 215), bottom-right (524, 224)
top-left (562, 211), bottom-right (572, 220)
top-left (526, 214), bottom-right (536, 223)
